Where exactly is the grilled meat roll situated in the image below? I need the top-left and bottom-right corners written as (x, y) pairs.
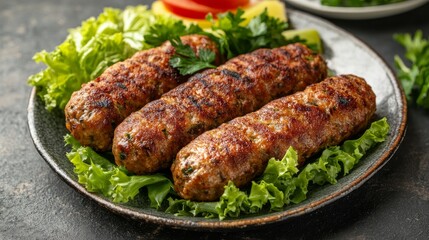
top-left (113, 43), bottom-right (328, 174)
top-left (65, 35), bottom-right (219, 151)
top-left (172, 74), bottom-right (376, 201)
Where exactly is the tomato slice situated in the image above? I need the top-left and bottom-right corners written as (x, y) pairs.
top-left (162, 0), bottom-right (249, 19)
top-left (192, 0), bottom-right (250, 10)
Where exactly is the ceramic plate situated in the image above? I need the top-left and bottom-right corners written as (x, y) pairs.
top-left (284, 0), bottom-right (428, 19)
top-left (27, 9), bottom-right (407, 230)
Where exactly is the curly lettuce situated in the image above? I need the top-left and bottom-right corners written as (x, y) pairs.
top-left (27, 6), bottom-right (197, 111)
top-left (65, 135), bottom-right (172, 209)
top-left (167, 118), bottom-right (390, 220)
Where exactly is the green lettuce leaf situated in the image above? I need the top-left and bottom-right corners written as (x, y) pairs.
top-left (167, 118), bottom-right (390, 220)
top-left (65, 134), bottom-right (172, 209)
top-left (165, 198), bottom-right (218, 218)
top-left (27, 6), bottom-right (194, 111)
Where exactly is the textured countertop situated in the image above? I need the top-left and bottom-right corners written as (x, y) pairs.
top-left (1, 0), bottom-right (428, 239)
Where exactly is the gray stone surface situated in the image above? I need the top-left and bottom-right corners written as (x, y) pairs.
top-left (1, 0), bottom-right (428, 239)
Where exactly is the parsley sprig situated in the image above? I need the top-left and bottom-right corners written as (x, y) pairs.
top-left (143, 19), bottom-right (217, 75)
top-left (394, 30), bottom-right (429, 108)
top-left (209, 8), bottom-right (291, 59)
top-left (143, 20), bottom-right (203, 47)
top-left (169, 37), bottom-right (217, 75)
top-left (146, 8), bottom-right (304, 76)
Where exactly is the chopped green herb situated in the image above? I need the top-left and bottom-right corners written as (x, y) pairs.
top-left (182, 167), bottom-right (194, 175)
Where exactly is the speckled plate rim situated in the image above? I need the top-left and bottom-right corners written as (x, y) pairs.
top-left (284, 0), bottom-right (428, 19)
top-left (27, 9), bottom-right (407, 231)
